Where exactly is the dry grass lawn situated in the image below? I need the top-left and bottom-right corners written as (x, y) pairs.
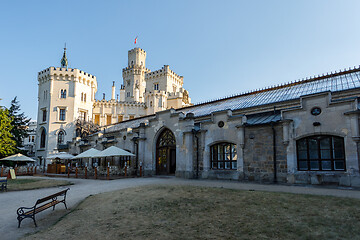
top-left (25, 185), bottom-right (360, 240)
top-left (5, 178), bottom-right (72, 191)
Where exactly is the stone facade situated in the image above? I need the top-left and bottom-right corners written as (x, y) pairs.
top-left (68, 67), bottom-right (360, 187)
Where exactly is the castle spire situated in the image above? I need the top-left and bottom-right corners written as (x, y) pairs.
top-left (61, 43), bottom-right (68, 68)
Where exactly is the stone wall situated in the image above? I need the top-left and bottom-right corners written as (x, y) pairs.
top-left (243, 124), bottom-right (287, 183)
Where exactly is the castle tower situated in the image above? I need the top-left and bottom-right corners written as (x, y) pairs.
top-left (35, 48), bottom-right (97, 164)
top-left (122, 48), bottom-right (150, 102)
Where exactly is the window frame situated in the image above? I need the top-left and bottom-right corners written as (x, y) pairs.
top-left (42, 109), bottom-right (47, 122)
top-left (58, 131), bottom-right (65, 145)
top-left (296, 135), bottom-right (346, 171)
top-left (59, 108), bottom-right (66, 121)
top-left (60, 89), bottom-right (67, 99)
top-left (210, 142), bottom-right (237, 170)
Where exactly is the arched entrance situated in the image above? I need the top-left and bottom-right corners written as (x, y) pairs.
top-left (156, 128), bottom-right (176, 175)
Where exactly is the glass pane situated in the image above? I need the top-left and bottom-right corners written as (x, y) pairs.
top-left (298, 150), bottom-right (307, 160)
top-left (218, 162), bottom-right (224, 169)
top-left (321, 160), bottom-right (332, 170)
top-left (334, 160), bottom-right (345, 170)
top-left (218, 146), bottom-right (224, 161)
top-left (225, 162), bottom-right (230, 169)
top-left (333, 138), bottom-right (344, 159)
top-left (298, 139), bottom-right (307, 151)
top-left (310, 161), bottom-right (319, 170)
top-left (320, 138), bottom-right (330, 149)
top-left (309, 139), bottom-right (318, 159)
top-left (321, 149), bottom-right (331, 159)
top-left (212, 162), bottom-right (217, 169)
top-left (232, 145), bottom-right (237, 161)
top-left (299, 161), bottom-right (308, 170)
top-left (232, 161), bottom-right (237, 169)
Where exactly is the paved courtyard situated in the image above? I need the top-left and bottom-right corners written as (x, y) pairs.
top-left (1, 176), bottom-right (360, 240)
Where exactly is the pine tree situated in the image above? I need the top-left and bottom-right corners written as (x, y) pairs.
top-left (8, 97), bottom-right (31, 147)
top-left (0, 107), bottom-right (16, 158)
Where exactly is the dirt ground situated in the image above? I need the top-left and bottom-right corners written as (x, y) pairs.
top-left (24, 185), bottom-right (360, 240)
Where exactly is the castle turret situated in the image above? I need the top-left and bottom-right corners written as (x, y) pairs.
top-left (122, 48), bottom-right (150, 103)
top-left (111, 81), bottom-right (116, 100)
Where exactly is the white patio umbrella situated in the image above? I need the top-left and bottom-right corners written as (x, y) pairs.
top-left (47, 152), bottom-right (74, 160)
top-left (72, 148), bottom-right (101, 167)
top-left (93, 146), bottom-right (135, 158)
top-left (0, 153), bottom-right (36, 162)
top-left (72, 148), bottom-right (101, 159)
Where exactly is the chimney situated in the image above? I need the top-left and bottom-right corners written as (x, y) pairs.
top-left (111, 81), bottom-right (116, 100)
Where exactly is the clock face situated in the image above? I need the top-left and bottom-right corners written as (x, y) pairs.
top-left (311, 107), bottom-right (321, 116)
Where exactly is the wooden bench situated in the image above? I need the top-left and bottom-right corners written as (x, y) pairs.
top-left (0, 178), bottom-right (7, 192)
top-left (16, 188), bottom-right (70, 228)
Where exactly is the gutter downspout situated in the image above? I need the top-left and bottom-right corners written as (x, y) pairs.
top-left (271, 122), bottom-right (277, 183)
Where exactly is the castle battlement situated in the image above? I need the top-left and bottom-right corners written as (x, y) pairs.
top-left (38, 67), bottom-right (97, 89)
top-left (94, 99), bottom-right (146, 107)
top-left (145, 65), bottom-right (183, 83)
top-left (128, 48), bottom-right (146, 54)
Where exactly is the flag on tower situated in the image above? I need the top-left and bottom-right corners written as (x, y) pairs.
top-left (134, 36), bottom-right (138, 44)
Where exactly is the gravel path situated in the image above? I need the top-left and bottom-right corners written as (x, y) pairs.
top-left (1, 176), bottom-right (360, 240)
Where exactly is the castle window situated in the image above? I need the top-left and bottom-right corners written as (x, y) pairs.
top-left (154, 83), bottom-right (159, 90)
top-left (297, 135), bottom-right (345, 171)
top-left (59, 109), bottom-right (66, 121)
top-left (40, 128), bottom-right (46, 148)
top-left (106, 115), bottom-right (112, 125)
top-left (60, 89), bottom-right (67, 98)
top-left (58, 131), bottom-right (65, 145)
top-left (173, 85), bottom-right (177, 92)
top-left (31, 136), bottom-right (35, 142)
top-left (210, 143), bottom-right (237, 170)
top-left (94, 114), bottom-right (100, 125)
top-left (81, 93), bottom-right (83, 101)
top-left (127, 92), bottom-right (130, 97)
top-left (42, 109), bottom-right (47, 122)
top-left (129, 115), bottom-right (135, 120)
top-left (79, 111), bottom-right (87, 121)
top-left (118, 115), bottom-right (123, 123)
top-left (84, 93), bottom-right (86, 102)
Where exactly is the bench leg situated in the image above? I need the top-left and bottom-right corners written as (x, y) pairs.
top-left (17, 217), bottom-right (22, 228)
top-left (63, 201), bottom-right (67, 209)
top-left (33, 216), bottom-right (37, 227)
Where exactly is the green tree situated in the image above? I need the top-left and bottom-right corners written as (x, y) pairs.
top-left (8, 97), bottom-right (30, 147)
top-left (0, 107), bottom-right (16, 158)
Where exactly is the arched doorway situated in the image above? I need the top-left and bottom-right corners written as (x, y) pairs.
top-left (156, 128), bottom-right (176, 175)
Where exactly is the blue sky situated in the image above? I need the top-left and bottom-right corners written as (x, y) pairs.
top-left (1, 0), bottom-right (360, 120)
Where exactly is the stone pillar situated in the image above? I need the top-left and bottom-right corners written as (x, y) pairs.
top-left (138, 123), bottom-right (146, 173)
top-left (236, 125), bottom-right (245, 177)
top-left (184, 131), bottom-right (194, 178)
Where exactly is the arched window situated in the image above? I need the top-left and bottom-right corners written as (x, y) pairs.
top-left (40, 128), bottom-right (46, 148)
top-left (60, 89), bottom-right (67, 98)
top-left (58, 131), bottom-right (65, 145)
top-left (210, 143), bottom-right (237, 170)
top-left (297, 135), bottom-right (345, 171)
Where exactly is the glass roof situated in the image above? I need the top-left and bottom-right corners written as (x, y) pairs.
top-left (180, 70), bottom-right (360, 117)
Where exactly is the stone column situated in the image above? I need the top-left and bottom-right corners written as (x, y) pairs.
top-left (236, 125), bottom-right (245, 177)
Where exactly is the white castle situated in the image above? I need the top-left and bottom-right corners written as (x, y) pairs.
top-left (35, 47), bottom-right (192, 163)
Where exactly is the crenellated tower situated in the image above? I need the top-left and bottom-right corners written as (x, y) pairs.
top-left (122, 48), bottom-right (150, 102)
top-left (35, 48), bottom-right (97, 163)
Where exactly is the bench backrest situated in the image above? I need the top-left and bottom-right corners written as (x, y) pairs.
top-left (36, 188), bottom-right (69, 205)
